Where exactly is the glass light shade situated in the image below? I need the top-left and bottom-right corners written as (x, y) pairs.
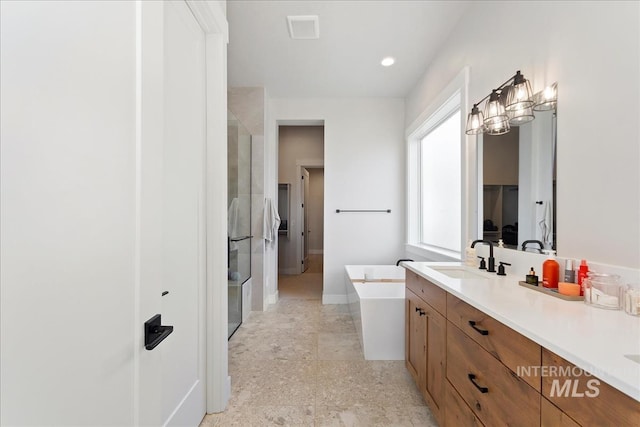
top-left (485, 116), bottom-right (511, 135)
top-left (483, 90), bottom-right (508, 125)
top-left (505, 71), bottom-right (533, 111)
top-left (465, 105), bottom-right (485, 135)
top-left (533, 82), bottom-right (558, 111)
top-left (508, 105), bottom-right (535, 125)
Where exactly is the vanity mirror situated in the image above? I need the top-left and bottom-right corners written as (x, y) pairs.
top-left (475, 83), bottom-right (558, 252)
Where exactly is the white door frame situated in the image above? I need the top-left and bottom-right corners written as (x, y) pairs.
top-left (185, 0), bottom-right (230, 414)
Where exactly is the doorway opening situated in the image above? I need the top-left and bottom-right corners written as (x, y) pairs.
top-left (276, 125), bottom-right (324, 299)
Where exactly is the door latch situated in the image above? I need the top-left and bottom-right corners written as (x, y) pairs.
top-left (144, 314), bottom-right (174, 350)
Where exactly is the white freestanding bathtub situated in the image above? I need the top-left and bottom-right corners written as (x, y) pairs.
top-left (344, 265), bottom-right (405, 360)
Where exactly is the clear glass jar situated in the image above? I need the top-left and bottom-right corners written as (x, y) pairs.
top-left (583, 272), bottom-right (621, 310)
top-left (623, 284), bottom-right (640, 316)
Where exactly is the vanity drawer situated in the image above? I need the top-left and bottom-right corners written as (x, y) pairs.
top-left (406, 270), bottom-right (446, 316)
top-left (447, 323), bottom-right (540, 427)
top-left (541, 397), bottom-right (581, 427)
top-left (447, 293), bottom-right (541, 391)
top-left (541, 349), bottom-right (640, 427)
top-left (445, 379), bottom-right (484, 427)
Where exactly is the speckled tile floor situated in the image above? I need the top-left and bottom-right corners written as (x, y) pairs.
top-left (201, 255), bottom-right (437, 427)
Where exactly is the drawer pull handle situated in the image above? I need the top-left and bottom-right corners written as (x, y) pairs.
top-left (468, 320), bottom-right (489, 335)
top-left (468, 374), bottom-right (489, 393)
top-left (415, 307), bottom-right (426, 316)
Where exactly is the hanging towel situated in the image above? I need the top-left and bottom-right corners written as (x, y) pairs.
top-left (538, 200), bottom-right (552, 248)
top-left (264, 198), bottom-right (281, 243)
top-left (228, 198), bottom-right (240, 250)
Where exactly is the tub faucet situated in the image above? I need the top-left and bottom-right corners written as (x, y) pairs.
top-left (471, 240), bottom-right (495, 272)
top-left (396, 258), bottom-right (414, 266)
top-left (521, 240), bottom-right (544, 253)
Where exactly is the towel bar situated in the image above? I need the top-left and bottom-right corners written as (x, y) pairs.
top-left (335, 209), bottom-right (391, 213)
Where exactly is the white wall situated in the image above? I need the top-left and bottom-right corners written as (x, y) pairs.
top-left (406, 1), bottom-right (640, 269)
top-left (1, 2), bottom-right (137, 423)
top-left (308, 168), bottom-right (324, 253)
top-left (277, 126), bottom-right (324, 273)
top-left (268, 98), bottom-right (405, 303)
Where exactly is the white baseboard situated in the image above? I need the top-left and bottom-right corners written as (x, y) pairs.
top-left (267, 290), bottom-right (278, 307)
top-left (278, 267), bottom-right (298, 275)
top-left (309, 249), bottom-right (324, 255)
top-left (322, 293), bottom-right (348, 304)
top-left (242, 279), bottom-right (252, 322)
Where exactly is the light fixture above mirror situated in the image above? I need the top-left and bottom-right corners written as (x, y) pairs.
top-left (532, 83), bottom-right (558, 111)
top-left (484, 89), bottom-right (510, 135)
top-left (465, 70), bottom-right (557, 135)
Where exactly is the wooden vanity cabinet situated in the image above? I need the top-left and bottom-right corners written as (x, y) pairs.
top-left (425, 305), bottom-right (446, 419)
top-left (541, 349), bottom-right (640, 427)
top-left (405, 269), bottom-right (640, 427)
top-left (406, 270), bottom-right (446, 314)
top-left (447, 323), bottom-right (541, 427)
top-left (405, 271), bottom-right (446, 426)
top-left (541, 398), bottom-right (580, 427)
top-left (447, 294), bottom-right (542, 391)
top-left (445, 379), bottom-right (484, 427)
top-left (405, 289), bottom-right (426, 388)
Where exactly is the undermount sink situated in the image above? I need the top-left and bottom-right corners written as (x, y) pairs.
top-left (430, 266), bottom-right (489, 280)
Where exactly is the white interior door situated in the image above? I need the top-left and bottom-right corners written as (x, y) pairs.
top-left (138, 2), bottom-right (207, 424)
top-left (157, 1), bottom-right (207, 425)
top-left (138, 2), bottom-right (207, 425)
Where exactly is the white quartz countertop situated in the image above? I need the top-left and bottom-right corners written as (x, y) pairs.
top-left (402, 261), bottom-right (640, 402)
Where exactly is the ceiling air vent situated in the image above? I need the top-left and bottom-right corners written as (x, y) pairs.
top-left (287, 15), bottom-right (319, 40)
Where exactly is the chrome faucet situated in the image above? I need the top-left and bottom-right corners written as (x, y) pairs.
top-left (521, 239), bottom-right (544, 253)
top-left (471, 240), bottom-right (495, 272)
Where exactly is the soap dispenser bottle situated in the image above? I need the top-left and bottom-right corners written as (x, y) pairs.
top-left (465, 240), bottom-right (477, 267)
top-left (542, 250), bottom-right (559, 289)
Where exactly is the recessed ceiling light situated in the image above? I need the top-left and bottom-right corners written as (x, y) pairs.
top-left (381, 57), bottom-right (395, 67)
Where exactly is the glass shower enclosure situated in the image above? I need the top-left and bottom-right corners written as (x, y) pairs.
top-left (228, 111), bottom-right (252, 338)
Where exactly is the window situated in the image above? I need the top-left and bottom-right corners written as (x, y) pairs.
top-left (407, 70), bottom-right (469, 261)
top-left (420, 110), bottom-right (461, 252)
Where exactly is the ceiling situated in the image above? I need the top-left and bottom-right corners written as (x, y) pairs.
top-left (226, 1), bottom-right (471, 98)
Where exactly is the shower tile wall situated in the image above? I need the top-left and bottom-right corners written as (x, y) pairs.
top-left (229, 87), bottom-right (266, 313)
top-left (228, 113), bottom-right (252, 337)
